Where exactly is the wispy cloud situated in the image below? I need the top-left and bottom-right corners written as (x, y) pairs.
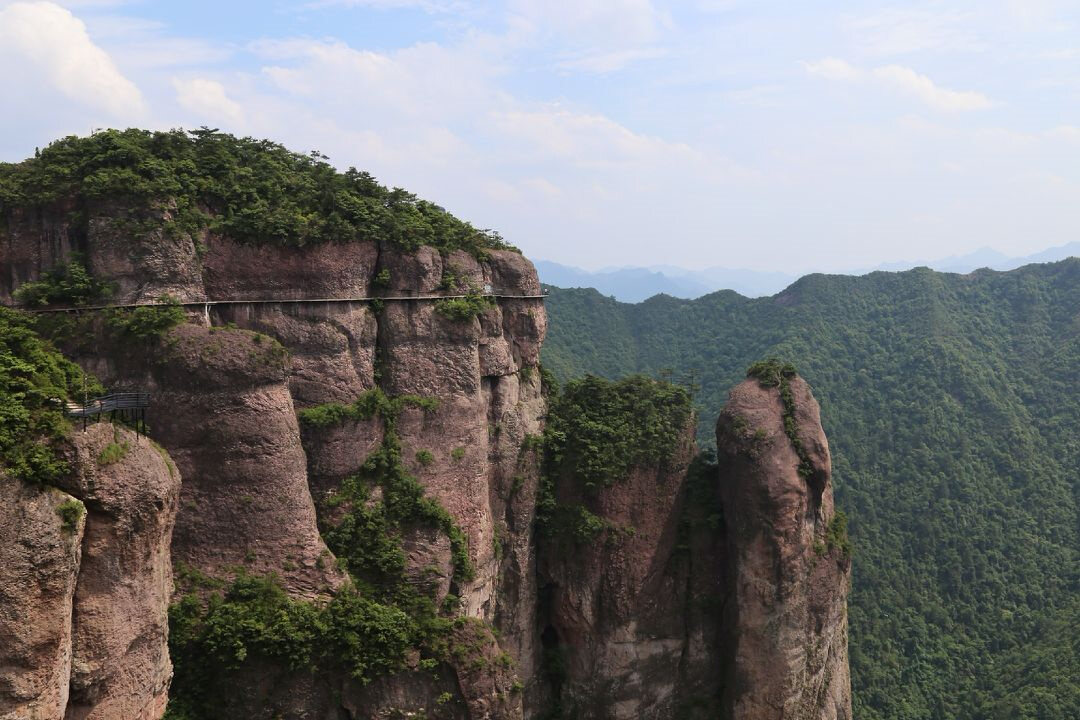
top-left (873, 64), bottom-right (991, 111)
top-left (805, 57), bottom-right (992, 112)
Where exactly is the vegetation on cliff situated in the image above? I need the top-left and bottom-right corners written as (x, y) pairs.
top-left (0, 128), bottom-right (516, 255)
top-left (297, 389), bottom-right (471, 581)
top-left (543, 374), bottom-right (692, 490)
top-left (0, 307), bottom-right (101, 484)
top-left (166, 573), bottom-right (415, 719)
top-left (542, 261), bottom-right (1080, 720)
top-left (12, 255), bottom-right (114, 307)
top-left (161, 388), bottom-right (506, 717)
top-left (536, 374), bottom-right (693, 541)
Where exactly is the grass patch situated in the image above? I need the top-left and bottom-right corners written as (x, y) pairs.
top-left (96, 440), bottom-right (130, 466)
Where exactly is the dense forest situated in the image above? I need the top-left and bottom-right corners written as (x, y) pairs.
top-left (542, 261), bottom-right (1080, 720)
top-left (0, 129), bottom-right (513, 256)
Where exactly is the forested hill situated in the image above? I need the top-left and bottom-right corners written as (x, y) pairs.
top-left (542, 261), bottom-right (1080, 720)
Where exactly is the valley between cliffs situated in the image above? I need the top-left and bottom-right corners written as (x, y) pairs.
top-left (0, 130), bottom-right (851, 720)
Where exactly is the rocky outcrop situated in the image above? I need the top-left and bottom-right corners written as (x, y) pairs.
top-left (5, 204), bottom-right (548, 716)
top-left (541, 423), bottom-right (716, 718)
top-left (57, 424), bottom-right (179, 720)
top-left (78, 322), bottom-right (347, 600)
top-left (0, 476), bottom-right (84, 720)
top-left (716, 377), bottom-right (852, 720)
top-left (0, 424), bottom-right (179, 720)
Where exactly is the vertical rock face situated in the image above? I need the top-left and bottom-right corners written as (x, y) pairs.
top-left (716, 377), bottom-right (852, 720)
top-left (542, 444), bottom-right (721, 719)
top-left (57, 424), bottom-right (180, 720)
top-left (536, 377), bottom-right (726, 720)
top-left (0, 476), bottom-right (84, 720)
top-left (145, 324), bottom-right (346, 599)
top-left (0, 424), bottom-right (179, 720)
top-left (4, 211), bottom-right (548, 716)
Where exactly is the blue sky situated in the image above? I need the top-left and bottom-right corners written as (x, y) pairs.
top-left (2, 0), bottom-right (1080, 272)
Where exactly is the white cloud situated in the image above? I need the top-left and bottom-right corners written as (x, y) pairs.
top-left (1046, 125), bottom-right (1080, 143)
top-left (509, 0), bottom-right (671, 72)
top-left (252, 38), bottom-right (497, 121)
top-left (492, 107), bottom-right (697, 168)
top-left (872, 65), bottom-right (992, 112)
top-left (173, 77), bottom-right (243, 124)
top-left (805, 57), bottom-right (991, 112)
top-left (555, 46), bottom-right (666, 73)
top-left (0, 1), bottom-right (145, 117)
top-left (299, 0), bottom-right (468, 11)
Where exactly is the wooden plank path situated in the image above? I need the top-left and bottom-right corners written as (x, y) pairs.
top-left (11, 291), bottom-right (547, 314)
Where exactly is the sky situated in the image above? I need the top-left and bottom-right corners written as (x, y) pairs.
top-left (2, 0), bottom-right (1080, 273)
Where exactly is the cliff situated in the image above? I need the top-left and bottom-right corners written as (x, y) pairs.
top-left (716, 367), bottom-right (851, 720)
top-left (0, 424), bottom-right (179, 720)
top-left (0, 130), bottom-right (850, 720)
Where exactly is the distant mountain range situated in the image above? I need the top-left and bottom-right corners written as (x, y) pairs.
top-left (536, 241), bottom-right (1080, 301)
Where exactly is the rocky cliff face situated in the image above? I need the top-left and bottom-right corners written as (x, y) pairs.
top-left (1, 199), bottom-right (849, 719)
top-left (536, 371), bottom-right (850, 720)
top-left (3, 206), bottom-right (546, 717)
top-left (539, 419), bottom-right (725, 719)
top-left (0, 424), bottom-right (179, 720)
top-left (716, 376), bottom-right (852, 720)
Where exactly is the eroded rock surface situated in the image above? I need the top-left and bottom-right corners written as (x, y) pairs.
top-left (57, 424), bottom-right (179, 720)
top-left (542, 426), bottom-right (706, 718)
top-left (0, 423), bottom-right (180, 720)
top-left (0, 476), bottom-right (84, 720)
top-left (716, 377), bottom-right (852, 720)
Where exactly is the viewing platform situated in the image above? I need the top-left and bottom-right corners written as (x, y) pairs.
top-left (65, 392), bottom-right (150, 434)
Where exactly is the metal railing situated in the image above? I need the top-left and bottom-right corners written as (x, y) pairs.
top-left (9, 289), bottom-right (548, 314)
top-left (65, 391), bottom-right (150, 435)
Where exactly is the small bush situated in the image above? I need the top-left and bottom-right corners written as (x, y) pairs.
top-left (434, 293), bottom-right (493, 322)
top-left (299, 390), bottom-right (439, 430)
top-left (415, 449), bottom-right (434, 467)
top-left (451, 447), bottom-right (466, 461)
top-left (826, 510), bottom-right (851, 557)
top-left (746, 358), bottom-right (797, 388)
top-left (56, 499), bottom-right (84, 533)
top-left (105, 297), bottom-right (186, 339)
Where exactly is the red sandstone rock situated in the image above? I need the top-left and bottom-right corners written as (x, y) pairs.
top-left (0, 476), bottom-right (84, 719)
top-left (716, 377), bottom-right (852, 720)
top-left (58, 424), bottom-right (179, 720)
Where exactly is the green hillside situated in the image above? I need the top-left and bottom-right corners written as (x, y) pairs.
top-left (541, 262), bottom-right (1080, 720)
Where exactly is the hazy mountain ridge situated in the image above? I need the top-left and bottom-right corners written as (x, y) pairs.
top-left (537, 241), bottom-right (1080, 301)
